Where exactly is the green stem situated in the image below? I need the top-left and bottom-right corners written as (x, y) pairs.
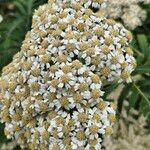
top-left (133, 83), bottom-right (150, 107)
top-left (131, 46), bottom-right (144, 58)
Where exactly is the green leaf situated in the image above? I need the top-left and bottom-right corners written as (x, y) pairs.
top-left (137, 34), bottom-right (150, 57)
top-left (117, 84), bottom-right (133, 113)
top-left (139, 78), bottom-right (150, 88)
top-left (128, 87), bottom-right (139, 109)
top-left (27, 0), bottom-right (33, 15)
top-left (133, 83), bottom-right (150, 108)
top-left (135, 65), bottom-right (150, 73)
top-left (140, 98), bottom-right (150, 120)
top-left (14, 1), bottom-right (27, 15)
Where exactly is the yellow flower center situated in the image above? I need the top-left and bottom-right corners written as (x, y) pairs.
top-left (101, 67), bottom-right (111, 77)
top-left (121, 71), bottom-right (130, 80)
top-left (97, 100), bottom-right (106, 110)
top-left (105, 37), bottom-right (113, 45)
top-left (111, 57), bottom-right (118, 64)
top-left (61, 74), bottom-right (70, 83)
top-left (95, 28), bottom-right (104, 37)
top-left (89, 125), bottom-right (99, 134)
top-left (108, 114), bottom-right (116, 123)
top-left (79, 83), bottom-right (89, 91)
top-left (93, 113), bottom-right (101, 122)
top-left (30, 82), bottom-right (40, 91)
top-left (41, 130), bottom-right (49, 140)
top-left (78, 113), bottom-right (88, 123)
top-left (76, 130), bottom-right (85, 141)
top-left (106, 126), bottom-right (113, 135)
top-left (73, 93), bottom-right (83, 103)
top-left (91, 89), bottom-right (101, 99)
top-left (60, 97), bottom-right (69, 107)
top-left (31, 68), bottom-right (41, 76)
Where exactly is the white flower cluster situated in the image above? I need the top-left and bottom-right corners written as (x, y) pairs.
top-left (0, 0), bottom-right (136, 150)
top-left (94, 0), bottom-right (150, 29)
top-left (65, 0), bottom-right (150, 29)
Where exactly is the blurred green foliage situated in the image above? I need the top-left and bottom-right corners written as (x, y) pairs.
top-left (0, 0), bottom-right (150, 149)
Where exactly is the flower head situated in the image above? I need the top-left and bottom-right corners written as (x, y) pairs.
top-left (0, 0), bottom-right (136, 149)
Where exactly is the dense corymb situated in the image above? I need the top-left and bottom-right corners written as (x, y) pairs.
top-left (61, 0), bottom-right (150, 29)
top-left (0, 0), bottom-right (136, 150)
top-left (86, 0), bottom-right (150, 29)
